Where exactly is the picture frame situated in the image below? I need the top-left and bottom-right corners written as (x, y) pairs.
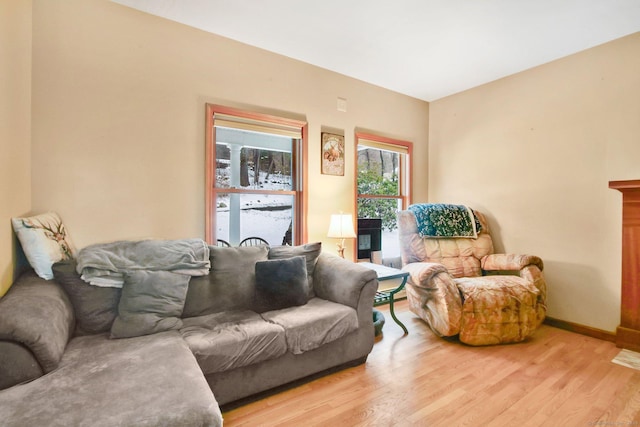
top-left (321, 132), bottom-right (345, 176)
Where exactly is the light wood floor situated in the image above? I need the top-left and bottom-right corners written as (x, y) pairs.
top-left (222, 300), bottom-right (640, 426)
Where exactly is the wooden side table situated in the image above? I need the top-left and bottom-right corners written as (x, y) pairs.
top-left (359, 262), bottom-right (409, 335)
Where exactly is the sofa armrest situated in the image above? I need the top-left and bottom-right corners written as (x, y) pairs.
top-left (481, 254), bottom-right (544, 272)
top-left (481, 253), bottom-right (547, 326)
top-left (0, 271), bottom-right (74, 375)
top-left (313, 253), bottom-right (378, 310)
top-left (402, 262), bottom-right (449, 289)
top-left (402, 262), bottom-right (461, 337)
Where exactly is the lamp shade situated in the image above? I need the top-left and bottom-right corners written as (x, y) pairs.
top-left (327, 214), bottom-right (357, 238)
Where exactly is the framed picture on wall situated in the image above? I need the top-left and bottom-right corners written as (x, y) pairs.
top-left (321, 132), bottom-right (345, 176)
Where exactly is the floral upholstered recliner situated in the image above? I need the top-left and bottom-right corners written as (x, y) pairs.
top-left (397, 204), bottom-right (546, 345)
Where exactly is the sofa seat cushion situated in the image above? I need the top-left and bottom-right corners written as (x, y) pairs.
top-left (455, 275), bottom-right (540, 346)
top-left (261, 297), bottom-right (359, 354)
top-left (0, 332), bottom-right (222, 427)
top-left (180, 310), bottom-right (287, 374)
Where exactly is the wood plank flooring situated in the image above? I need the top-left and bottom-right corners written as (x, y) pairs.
top-left (222, 300), bottom-right (640, 426)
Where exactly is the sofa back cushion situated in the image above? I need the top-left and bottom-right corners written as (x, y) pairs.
top-left (52, 260), bottom-right (121, 335)
top-left (56, 245), bottom-right (310, 325)
top-left (182, 245), bottom-right (269, 317)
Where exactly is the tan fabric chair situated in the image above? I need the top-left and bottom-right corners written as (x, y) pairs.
top-left (398, 206), bottom-right (546, 345)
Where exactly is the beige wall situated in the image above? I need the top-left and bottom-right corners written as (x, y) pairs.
top-left (0, 0), bottom-right (32, 296)
top-left (29, 0), bottom-right (429, 261)
top-left (429, 33), bottom-right (640, 332)
top-left (23, 0), bottom-right (634, 333)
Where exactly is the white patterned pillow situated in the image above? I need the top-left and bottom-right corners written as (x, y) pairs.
top-left (12, 212), bottom-right (76, 280)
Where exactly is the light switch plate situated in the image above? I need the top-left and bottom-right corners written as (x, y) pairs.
top-left (337, 97), bottom-right (347, 112)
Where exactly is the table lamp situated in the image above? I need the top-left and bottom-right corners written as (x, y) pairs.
top-left (327, 213), bottom-right (357, 258)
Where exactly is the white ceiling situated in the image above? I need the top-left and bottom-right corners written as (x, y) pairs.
top-left (112, 0), bottom-right (640, 101)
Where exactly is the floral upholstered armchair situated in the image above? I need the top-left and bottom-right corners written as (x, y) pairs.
top-left (397, 204), bottom-right (546, 345)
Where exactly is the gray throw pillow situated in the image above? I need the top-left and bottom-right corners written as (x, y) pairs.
top-left (110, 270), bottom-right (189, 339)
top-left (268, 242), bottom-right (321, 298)
top-left (52, 260), bottom-right (121, 335)
top-left (254, 256), bottom-right (308, 313)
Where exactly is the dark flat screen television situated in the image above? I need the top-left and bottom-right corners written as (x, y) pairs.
top-left (357, 218), bottom-right (382, 260)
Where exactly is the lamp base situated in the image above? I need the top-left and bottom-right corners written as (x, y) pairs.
top-left (337, 240), bottom-right (345, 258)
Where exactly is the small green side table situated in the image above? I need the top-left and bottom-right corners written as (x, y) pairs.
top-left (359, 262), bottom-right (409, 335)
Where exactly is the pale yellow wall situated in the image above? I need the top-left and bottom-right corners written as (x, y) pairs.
top-left (13, 0), bottom-right (638, 334)
top-left (0, 0), bottom-right (32, 296)
top-left (429, 33), bottom-right (640, 332)
top-left (29, 0), bottom-right (429, 260)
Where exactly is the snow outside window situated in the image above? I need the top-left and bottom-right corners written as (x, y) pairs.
top-left (356, 133), bottom-right (412, 262)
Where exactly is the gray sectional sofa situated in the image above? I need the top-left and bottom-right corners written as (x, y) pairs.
top-left (0, 243), bottom-right (378, 426)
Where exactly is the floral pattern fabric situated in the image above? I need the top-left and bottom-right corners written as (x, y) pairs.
top-left (408, 203), bottom-right (482, 238)
top-left (398, 207), bottom-right (547, 346)
top-left (456, 276), bottom-right (541, 345)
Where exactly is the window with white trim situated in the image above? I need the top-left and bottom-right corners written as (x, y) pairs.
top-left (356, 132), bottom-right (412, 262)
top-left (206, 105), bottom-right (307, 246)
